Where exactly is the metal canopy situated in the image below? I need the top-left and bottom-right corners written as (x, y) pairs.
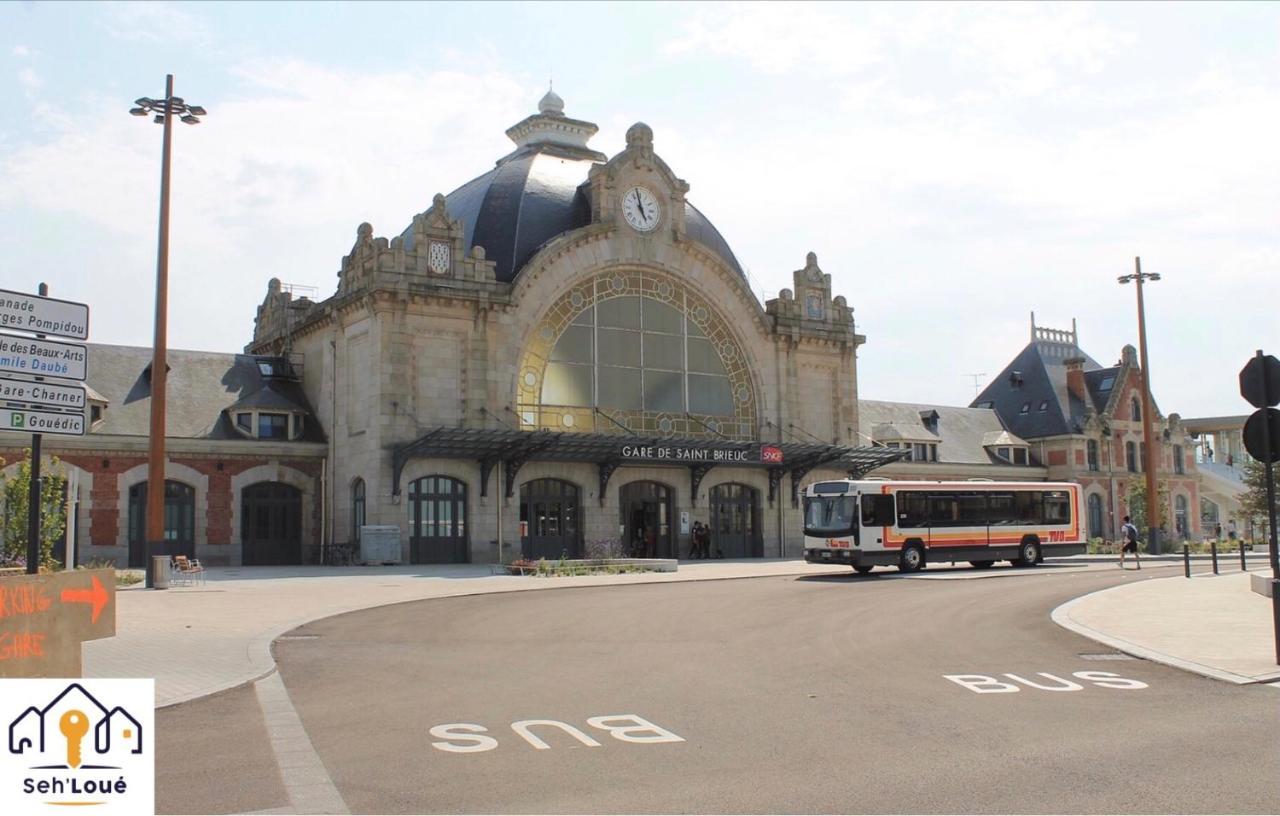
top-left (391, 426), bottom-right (906, 502)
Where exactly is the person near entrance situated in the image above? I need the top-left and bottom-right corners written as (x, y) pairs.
top-left (688, 521), bottom-right (710, 559)
top-left (1119, 515), bottom-right (1141, 570)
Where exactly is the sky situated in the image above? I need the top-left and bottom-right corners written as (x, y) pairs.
top-left (1, 1), bottom-right (1277, 419)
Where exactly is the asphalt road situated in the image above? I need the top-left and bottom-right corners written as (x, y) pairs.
top-left (155, 563), bottom-right (1280, 814)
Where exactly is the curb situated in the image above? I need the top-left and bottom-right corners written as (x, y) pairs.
top-left (1050, 578), bottom-right (1280, 686)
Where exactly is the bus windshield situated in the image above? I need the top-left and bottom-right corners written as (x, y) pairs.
top-left (803, 495), bottom-right (857, 537)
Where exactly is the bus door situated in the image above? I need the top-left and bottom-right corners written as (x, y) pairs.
top-left (858, 493), bottom-right (896, 551)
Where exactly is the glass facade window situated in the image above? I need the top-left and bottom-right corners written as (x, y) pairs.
top-left (540, 295), bottom-right (734, 417)
top-left (1087, 439), bottom-right (1099, 471)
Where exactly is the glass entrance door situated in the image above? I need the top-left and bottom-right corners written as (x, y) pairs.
top-left (619, 481), bottom-right (672, 558)
top-left (409, 476), bottom-right (468, 563)
top-left (128, 480), bottom-right (196, 568)
top-left (241, 482), bottom-right (302, 566)
top-left (709, 483), bottom-right (760, 558)
top-left (520, 479), bottom-right (581, 560)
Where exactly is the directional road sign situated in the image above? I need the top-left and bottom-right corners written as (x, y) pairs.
top-left (0, 331), bottom-right (88, 381)
top-left (0, 287), bottom-right (90, 340)
top-left (0, 375), bottom-right (85, 411)
top-left (0, 407), bottom-right (85, 436)
top-left (1240, 354), bottom-right (1280, 409)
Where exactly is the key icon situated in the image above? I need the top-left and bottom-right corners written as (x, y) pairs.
top-left (59, 709), bottom-right (89, 769)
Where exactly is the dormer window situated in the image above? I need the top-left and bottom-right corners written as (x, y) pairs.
top-left (228, 407), bottom-right (306, 441)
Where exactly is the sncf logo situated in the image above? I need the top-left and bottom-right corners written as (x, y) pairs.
top-left (760, 445), bottom-right (783, 464)
top-left (2, 679), bottom-right (153, 814)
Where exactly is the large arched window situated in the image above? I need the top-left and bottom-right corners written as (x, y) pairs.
top-left (542, 295), bottom-right (734, 416)
top-left (127, 480), bottom-right (195, 567)
top-left (517, 271), bottom-right (758, 440)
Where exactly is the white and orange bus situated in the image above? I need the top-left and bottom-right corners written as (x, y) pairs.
top-left (802, 479), bottom-right (1085, 573)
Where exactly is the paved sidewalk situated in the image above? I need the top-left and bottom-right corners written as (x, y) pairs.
top-left (83, 555), bottom-right (1279, 708)
top-left (1053, 566), bottom-right (1280, 684)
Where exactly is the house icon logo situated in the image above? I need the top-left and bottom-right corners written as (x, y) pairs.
top-left (1, 679), bottom-right (153, 814)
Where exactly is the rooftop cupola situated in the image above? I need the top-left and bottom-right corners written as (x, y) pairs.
top-left (504, 88), bottom-right (605, 161)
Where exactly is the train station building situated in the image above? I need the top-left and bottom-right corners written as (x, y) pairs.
top-left (0, 92), bottom-right (1226, 567)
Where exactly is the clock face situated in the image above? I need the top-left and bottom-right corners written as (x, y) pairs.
top-left (621, 186), bottom-right (661, 232)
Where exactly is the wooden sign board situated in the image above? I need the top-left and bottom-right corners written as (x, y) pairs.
top-left (0, 568), bottom-right (116, 678)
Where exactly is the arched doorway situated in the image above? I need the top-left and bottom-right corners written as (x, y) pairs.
top-left (619, 481), bottom-right (673, 558)
top-left (408, 476), bottom-right (468, 564)
top-left (1087, 493), bottom-right (1105, 541)
top-left (709, 483), bottom-right (761, 558)
top-left (128, 480), bottom-right (195, 568)
top-left (241, 482), bottom-right (302, 566)
top-left (520, 479), bottom-right (581, 560)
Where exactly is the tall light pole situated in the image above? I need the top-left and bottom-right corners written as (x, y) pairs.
top-left (130, 76), bottom-right (205, 587)
top-left (1118, 257), bottom-right (1162, 554)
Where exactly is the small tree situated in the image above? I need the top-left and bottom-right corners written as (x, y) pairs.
top-left (1239, 459), bottom-right (1274, 542)
top-left (1, 451), bottom-right (68, 570)
top-left (1124, 479), bottom-right (1169, 536)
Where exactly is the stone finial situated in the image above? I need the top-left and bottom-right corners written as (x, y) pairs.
top-left (471, 245), bottom-right (486, 260)
top-left (779, 288), bottom-right (793, 301)
top-left (538, 87), bottom-right (564, 117)
top-left (357, 222), bottom-right (373, 242)
top-left (626, 122), bottom-right (654, 149)
top-left (432, 192), bottom-right (447, 210)
top-left (1121, 344), bottom-right (1138, 366)
top-left (268, 277), bottom-right (282, 294)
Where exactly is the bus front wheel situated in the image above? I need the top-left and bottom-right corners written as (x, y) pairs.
top-left (1014, 539), bottom-right (1041, 567)
top-left (898, 544), bottom-right (925, 573)
top-left (853, 564), bottom-right (874, 575)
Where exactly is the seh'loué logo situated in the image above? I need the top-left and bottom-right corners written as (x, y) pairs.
top-left (2, 679), bottom-right (153, 814)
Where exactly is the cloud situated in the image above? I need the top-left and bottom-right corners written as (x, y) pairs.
top-left (17, 66), bottom-right (40, 90)
top-left (101, 0), bottom-right (209, 45)
top-left (0, 59), bottom-right (533, 354)
top-left (12, 45), bottom-right (35, 57)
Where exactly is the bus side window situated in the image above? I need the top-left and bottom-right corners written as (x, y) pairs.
top-left (861, 494), bottom-right (895, 527)
top-left (988, 493), bottom-right (1015, 525)
top-left (897, 492), bottom-right (928, 528)
top-left (1014, 491), bottom-right (1043, 524)
top-left (1043, 491), bottom-right (1070, 524)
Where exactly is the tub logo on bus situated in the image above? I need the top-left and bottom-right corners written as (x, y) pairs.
top-left (2, 679), bottom-right (153, 814)
top-left (760, 445), bottom-right (783, 464)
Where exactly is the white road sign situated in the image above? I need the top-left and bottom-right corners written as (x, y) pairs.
top-left (0, 332), bottom-right (88, 381)
top-left (0, 407), bottom-right (85, 436)
top-left (0, 375), bottom-right (86, 410)
top-left (0, 288), bottom-right (90, 340)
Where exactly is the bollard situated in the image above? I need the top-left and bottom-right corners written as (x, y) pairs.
top-left (1183, 544), bottom-right (1191, 579)
top-left (1241, 540), bottom-right (1247, 572)
top-left (1211, 540), bottom-right (1219, 575)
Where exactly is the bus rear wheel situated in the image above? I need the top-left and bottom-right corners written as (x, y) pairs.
top-left (1014, 538), bottom-right (1041, 567)
top-left (853, 564), bottom-right (874, 575)
top-left (969, 560), bottom-right (995, 569)
top-left (898, 544), bottom-right (925, 573)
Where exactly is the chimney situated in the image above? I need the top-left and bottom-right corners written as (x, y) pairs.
top-left (1065, 356), bottom-right (1087, 403)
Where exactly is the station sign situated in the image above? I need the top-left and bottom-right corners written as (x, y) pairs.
top-left (0, 332), bottom-right (88, 381)
top-left (619, 443), bottom-right (784, 464)
top-left (0, 375), bottom-right (85, 411)
top-left (0, 288), bottom-right (90, 340)
top-left (0, 407), bottom-right (85, 437)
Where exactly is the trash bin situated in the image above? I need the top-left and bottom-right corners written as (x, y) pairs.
top-left (152, 555), bottom-right (171, 590)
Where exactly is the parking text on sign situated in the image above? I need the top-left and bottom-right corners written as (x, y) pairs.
top-left (0, 408), bottom-right (86, 437)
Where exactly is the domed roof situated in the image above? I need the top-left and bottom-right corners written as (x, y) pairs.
top-left (401, 145), bottom-right (746, 284)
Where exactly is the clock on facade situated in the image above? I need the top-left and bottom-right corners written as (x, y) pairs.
top-left (621, 186), bottom-right (661, 232)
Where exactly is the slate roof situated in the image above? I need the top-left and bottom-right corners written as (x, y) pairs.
top-left (0, 343), bottom-right (325, 443)
top-left (971, 340), bottom-right (1104, 439)
top-left (859, 400), bottom-right (1015, 465)
top-left (400, 145), bottom-right (746, 284)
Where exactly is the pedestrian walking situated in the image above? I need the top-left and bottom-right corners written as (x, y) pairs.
top-left (1119, 515), bottom-right (1141, 570)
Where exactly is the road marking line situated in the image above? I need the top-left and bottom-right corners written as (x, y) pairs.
top-left (253, 672), bottom-right (348, 815)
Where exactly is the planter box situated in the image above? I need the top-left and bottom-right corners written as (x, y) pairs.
top-left (1251, 573), bottom-right (1276, 598)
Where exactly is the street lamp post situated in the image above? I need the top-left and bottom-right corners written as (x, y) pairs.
top-left (1118, 257), bottom-right (1162, 554)
top-left (130, 75), bottom-right (205, 587)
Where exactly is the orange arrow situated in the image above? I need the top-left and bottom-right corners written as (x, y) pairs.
top-left (60, 575), bottom-right (110, 624)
